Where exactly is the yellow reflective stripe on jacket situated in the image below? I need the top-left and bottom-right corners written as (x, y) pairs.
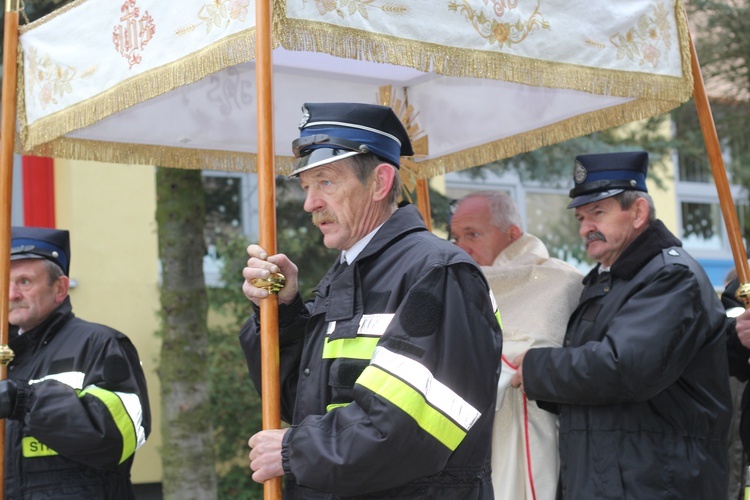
top-left (489, 289), bottom-right (503, 329)
top-left (79, 386), bottom-right (138, 465)
top-left (326, 402), bottom-right (350, 411)
top-left (322, 314), bottom-right (394, 360)
top-left (22, 436), bottom-right (58, 458)
top-left (357, 347), bottom-right (481, 451)
top-left (323, 337), bottom-right (380, 360)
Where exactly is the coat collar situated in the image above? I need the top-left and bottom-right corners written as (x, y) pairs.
top-left (356, 204), bottom-right (427, 262)
top-left (9, 296), bottom-right (74, 352)
top-left (583, 219), bottom-right (681, 284)
top-left (321, 205), bottom-right (427, 322)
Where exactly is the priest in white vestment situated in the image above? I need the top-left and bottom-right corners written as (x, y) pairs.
top-left (451, 191), bottom-right (583, 500)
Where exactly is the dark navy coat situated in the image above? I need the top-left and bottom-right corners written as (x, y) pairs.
top-left (523, 220), bottom-right (731, 499)
top-left (241, 205), bottom-right (502, 499)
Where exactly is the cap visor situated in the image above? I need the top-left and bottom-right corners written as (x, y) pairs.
top-left (567, 189), bottom-right (624, 209)
top-left (9, 253), bottom-right (45, 261)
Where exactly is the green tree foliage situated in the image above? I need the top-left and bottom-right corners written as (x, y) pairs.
top-left (207, 234), bottom-right (263, 500)
top-left (156, 167), bottom-right (218, 499)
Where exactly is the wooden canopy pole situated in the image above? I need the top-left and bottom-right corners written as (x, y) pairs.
top-left (255, 1), bottom-right (282, 498)
top-left (688, 33), bottom-right (750, 303)
top-left (0, 1), bottom-right (20, 496)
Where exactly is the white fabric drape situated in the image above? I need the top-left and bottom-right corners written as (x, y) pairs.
top-left (485, 233), bottom-right (583, 500)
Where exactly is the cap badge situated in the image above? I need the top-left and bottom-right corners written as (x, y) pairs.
top-left (574, 160), bottom-right (587, 184)
top-left (298, 106), bottom-right (310, 129)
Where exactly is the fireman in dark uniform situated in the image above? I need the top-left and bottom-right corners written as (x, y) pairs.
top-left (5, 226), bottom-right (150, 499)
top-left (511, 152), bottom-right (731, 498)
top-left (240, 103), bottom-right (502, 498)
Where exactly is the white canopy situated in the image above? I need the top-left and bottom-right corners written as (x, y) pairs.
top-left (17, 0), bottom-right (692, 178)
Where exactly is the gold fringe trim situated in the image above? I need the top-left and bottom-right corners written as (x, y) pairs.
top-left (402, 98), bottom-right (683, 181)
top-left (20, 136), bottom-right (298, 174)
top-left (19, 27), bottom-right (259, 150)
top-left (274, 0), bottom-right (693, 102)
top-left (19, 97), bottom-right (682, 177)
top-left (674, 0), bottom-right (695, 97)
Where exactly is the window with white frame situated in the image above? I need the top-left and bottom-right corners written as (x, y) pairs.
top-left (672, 118), bottom-right (747, 261)
top-left (444, 170), bottom-right (590, 270)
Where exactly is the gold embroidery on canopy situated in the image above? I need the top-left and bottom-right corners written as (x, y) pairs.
top-left (25, 46), bottom-right (97, 111)
top-left (607, 2), bottom-right (672, 68)
top-left (448, 0), bottom-right (550, 48)
top-left (308, 0), bottom-right (410, 19)
top-left (177, 0), bottom-right (251, 35)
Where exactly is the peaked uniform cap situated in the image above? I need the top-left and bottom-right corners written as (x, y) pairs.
top-left (568, 151), bottom-right (649, 208)
top-left (290, 102), bottom-right (414, 177)
top-left (11, 226), bottom-right (71, 276)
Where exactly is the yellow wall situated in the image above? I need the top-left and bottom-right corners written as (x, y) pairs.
top-left (54, 159), bottom-right (162, 484)
top-left (648, 153), bottom-right (678, 233)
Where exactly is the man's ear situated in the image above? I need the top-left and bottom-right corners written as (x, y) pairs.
top-left (53, 276), bottom-right (70, 305)
top-left (508, 224), bottom-right (522, 242)
top-left (632, 197), bottom-right (650, 230)
top-left (371, 163), bottom-right (396, 202)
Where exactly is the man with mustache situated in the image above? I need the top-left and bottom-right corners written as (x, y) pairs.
top-left (239, 102), bottom-right (502, 498)
top-left (5, 226), bottom-right (150, 498)
top-left (511, 151), bottom-right (732, 498)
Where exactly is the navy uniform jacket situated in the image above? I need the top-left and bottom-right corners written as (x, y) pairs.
top-left (5, 297), bottom-right (150, 499)
top-left (240, 205), bottom-right (502, 499)
top-left (523, 220), bottom-right (731, 499)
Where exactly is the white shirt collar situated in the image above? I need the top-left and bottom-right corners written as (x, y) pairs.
top-left (341, 222), bottom-right (385, 265)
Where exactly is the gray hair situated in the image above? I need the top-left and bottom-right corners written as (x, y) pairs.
top-left (457, 191), bottom-right (524, 232)
top-left (346, 153), bottom-right (402, 206)
top-left (41, 259), bottom-right (65, 285)
top-left (614, 191), bottom-right (656, 222)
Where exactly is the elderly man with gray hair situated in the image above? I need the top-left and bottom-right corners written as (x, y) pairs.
top-left (451, 190), bottom-right (583, 500)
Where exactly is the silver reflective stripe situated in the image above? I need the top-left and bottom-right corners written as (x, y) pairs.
top-left (489, 290), bottom-right (498, 313)
top-left (357, 314), bottom-right (394, 336)
top-left (29, 371), bottom-right (85, 390)
top-left (326, 313), bottom-right (395, 336)
top-left (370, 346), bottom-right (481, 431)
top-left (115, 391), bottom-right (148, 450)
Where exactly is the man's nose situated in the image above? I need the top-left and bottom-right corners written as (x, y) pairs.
top-left (303, 188), bottom-right (322, 213)
top-left (579, 220), bottom-right (594, 237)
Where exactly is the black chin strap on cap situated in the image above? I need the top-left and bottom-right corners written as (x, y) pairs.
top-left (292, 134), bottom-right (370, 158)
